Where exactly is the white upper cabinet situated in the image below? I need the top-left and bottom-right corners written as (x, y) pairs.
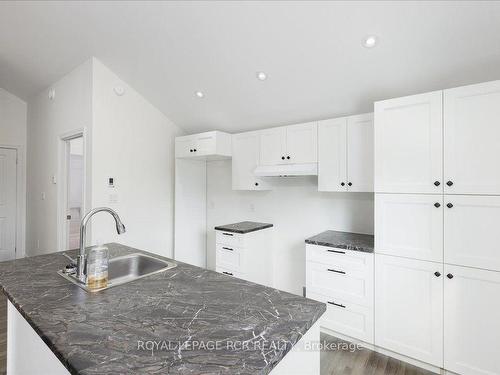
top-left (259, 122), bottom-right (317, 166)
top-left (375, 254), bottom-right (444, 367)
top-left (444, 265), bottom-right (500, 375)
top-left (318, 113), bottom-right (373, 192)
top-left (375, 194), bottom-right (443, 262)
top-left (175, 131), bottom-right (232, 159)
top-left (444, 195), bottom-right (500, 272)
top-left (374, 91), bottom-right (443, 194)
top-left (231, 132), bottom-right (271, 191)
top-left (444, 80), bottom-right (500, 195)
top-left (318, 117), bottom-right (347, 191)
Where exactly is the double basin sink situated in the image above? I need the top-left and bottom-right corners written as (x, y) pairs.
top-left (58, 253), bottom-right (177, 292)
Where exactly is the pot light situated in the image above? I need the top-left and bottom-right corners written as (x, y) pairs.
top-left (195, 91), bottom-right (204, 98)
top-left (256, 71), bottom-right (267, 81)
top-left (363, 35), bottom-right (378, 48)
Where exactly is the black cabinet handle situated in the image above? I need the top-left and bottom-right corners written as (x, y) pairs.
top-left (340, 182), bottom-right (345, 186)
top-left (287, 156), bottom-right (290, 160)
top-left (328, 301), bottom-right (346, 308)
top-left (446, 180), bottom-right (453, 186)
top-left (190, 149), bottom-right (193, 152)
top-left (447, 203), bottom-right (453, 208)
top-left (434, 271), bottom-right (441, 277)
top-left (434, 202), bottom-right (441, 208)
top-left (348, 182), bottom-right (352, 186)
top-left (327, 268), bottom-right (346, 275)
top-left (447, 273), bottom-right (454, 279)
top-left (194, 149), bottom-right (197, 152)
top-left (434, 181), bottom-right (440, 186)
top-left (222, 247), bottom-right (233, 251)
top-left (281, 156), bottom-right (285, 160)
top-left (327, 249), bottom-right (345, 254)
top-left (255, 182), bottom-right (259, 186)
top-left (222, 232), bottom-right (233, 236)
top-left (222, 271), bottom-right (233, 276)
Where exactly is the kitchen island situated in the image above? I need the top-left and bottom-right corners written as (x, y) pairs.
top-left (0, 243), bottom-right (325, 374)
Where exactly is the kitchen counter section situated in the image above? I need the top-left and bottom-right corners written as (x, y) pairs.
top-left (0, 243), bottom-right (325, 375)
top-left (305, 230), bottom-right (374, 253)
top-left (215, 221), bottom-right (273, 234)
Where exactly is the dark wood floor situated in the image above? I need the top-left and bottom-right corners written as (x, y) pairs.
top-left (320, 333), bottom-right (435, 375)
top-left (0, 293), bottom-right (432, 375)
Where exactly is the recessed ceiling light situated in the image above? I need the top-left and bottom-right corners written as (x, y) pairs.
top-left (256, 71), bottom-right (267, 81)
top-left (195, 91), bottom-right (204, 98)
top-left (363, 35), bottom-right (378, 48)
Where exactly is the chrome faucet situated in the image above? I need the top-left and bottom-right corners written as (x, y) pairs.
top-left (76, 207), bottom-right (126, 281)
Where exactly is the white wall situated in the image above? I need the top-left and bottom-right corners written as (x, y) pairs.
top-left (26, 60), bottom-right (93, 255)
top-left (0, 88), bottom-right (27, 257)
top-left (206, 160), bottom-right (374, 295)
top-left (91, 59), bottom-right (184, 257)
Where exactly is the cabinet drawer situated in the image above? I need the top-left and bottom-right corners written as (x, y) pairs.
top-left (216, 231), bottom-right (244, 247)
top-left (216, 266), bottom-right (244, 279)
top-left (216, 243), bottom-right (243, 271)
top-left (306, 261), bottom-right (373, 306)
top-left (307, 291), bottom-right (373, 344)
top-left (306, 244), bottom-right (373, 272)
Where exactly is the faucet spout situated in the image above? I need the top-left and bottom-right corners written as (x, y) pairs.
top-left (76, 207), bottom-right (126, 282)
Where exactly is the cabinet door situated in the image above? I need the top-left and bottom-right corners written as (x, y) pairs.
top-left (285, 122), bottom-right (318, 164)
top-left (175, 137), bottom-right (195, 158)
top-left (193, 133), bottom-right (216, 156)
top-left (259, 127), bottom-right (287, 165)
top-left (444, 80), bottom-right (500, 195)
top-left (374, 91), bottom-right (443, 194)
top-left (232, 132), bottom-right (271, 190)
top-left (444, 265), bottom-right (500, 375)
top-left (375, 255), bottom-right (443, 367)
top-left (444, 195), bottom-right (500, 271)
top-left (375, 194), bottom-right (443, 262)
top-left (347, 113), bottom-right (373, 192)
top-left (318, 118), bottom-right (347, 191)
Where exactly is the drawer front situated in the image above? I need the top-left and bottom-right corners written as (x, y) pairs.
top-left (216, 243), bottom-right (244, 271)
top-left (216, 231), bottom-right (245, 247)
top-left (307, 290), bottom-right (374, 344)
top-left (306, 261), bottom-right (373, 306)
top-left (216, 266), bottom-right (244, 279)
top-left (306, 244), bottom-right (373, 272)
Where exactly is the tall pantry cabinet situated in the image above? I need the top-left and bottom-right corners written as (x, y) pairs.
top-left (374, 80), bottom-right (500, 375)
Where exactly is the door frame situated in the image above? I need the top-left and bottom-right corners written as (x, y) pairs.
top-left (0, 144), bottom-right (25, 259)
top-left (57, 128), bottom-right (88, 252)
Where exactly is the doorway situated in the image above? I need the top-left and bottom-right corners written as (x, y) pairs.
top-left (0, 147), bottom-right (17, 261)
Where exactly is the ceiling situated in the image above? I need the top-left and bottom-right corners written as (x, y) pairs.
top-left (1, 1), bottom-right (500, 134)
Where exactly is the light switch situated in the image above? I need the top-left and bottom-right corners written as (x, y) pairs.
top-left (41, 192), bottom-right (46, 200)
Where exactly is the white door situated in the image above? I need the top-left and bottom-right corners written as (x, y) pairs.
top-left (232, 132), bottom-right (271, 191)
top-left (318, 117), bottom-right (347, 191)
top-left (444, 80), bottom-right (500, 195)
top-left (375, 254), bottom-right (443, 367)
top-left (285, 122), bottom-right (318, 164)
top-left (375, 194), bottom-right (443, 262)
top-left (444, 195), bottom-right (500, 272)
top-left (374, 91), bottom-right (443, 194)
top-left (259, 127), bottom-right (287, 166)
top-left (347, 113), bottom-right (373, 192)
top-left (0, 148), bottom-right (17, 261)
top-left (444, 265), bottom-right (500, 375)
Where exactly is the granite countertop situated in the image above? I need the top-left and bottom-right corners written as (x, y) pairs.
top-left (0, 243), bottom-right (325, 375)
top-left (305, 230), bottom-right (374, 253)
top-left (215, 221), bottom-right (273, 234)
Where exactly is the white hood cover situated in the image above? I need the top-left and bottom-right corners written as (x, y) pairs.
top-left (253, 163), bottom-right (318, 177)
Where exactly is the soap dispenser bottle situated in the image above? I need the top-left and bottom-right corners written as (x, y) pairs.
top-left (87, 241), bottom-right (109, 290)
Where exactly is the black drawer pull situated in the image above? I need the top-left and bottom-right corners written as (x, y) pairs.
top-left (222, 271), bottom-right (233, 276)
top-left (328, 301), bottom-right (346, 308)
top-left (327, 268), bottom-right (346, 275)
top-left (222, 247), bottom-right (233, 251)
top-left (222, 233), bottom-right (234, 236)
top-left (327, 249), bottom-right (346, 254)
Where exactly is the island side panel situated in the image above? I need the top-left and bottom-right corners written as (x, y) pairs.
top-left (7, 301), bottom-right (70, 375)
top-left (269, 320), bottom-right (321, 375)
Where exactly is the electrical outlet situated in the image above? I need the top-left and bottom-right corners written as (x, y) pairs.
top-left (41, 192), bottom-right (46, 200)
top-left (249, 203), bottom-right (255, 212)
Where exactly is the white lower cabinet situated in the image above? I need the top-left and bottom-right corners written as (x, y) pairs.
top-left (375, 254), bottom-right (443, 367)
top-left (306, 244), bottom-right (374, 344)
top-left (444, 265), bottom-right (500, 375)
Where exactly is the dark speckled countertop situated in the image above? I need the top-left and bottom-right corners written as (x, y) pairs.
top-left (215, 221), bottom-right (273, 234)
top-left (0, 243), bottom-right (325, 375)
top-left (305, 230), bottom-right (374, 253)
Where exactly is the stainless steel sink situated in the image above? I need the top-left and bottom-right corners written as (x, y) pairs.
top-left (58, 253), bottom-right (177, 292)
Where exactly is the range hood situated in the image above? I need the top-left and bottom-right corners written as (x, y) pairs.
top-left (254, 163), bottom-right (318, 177)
